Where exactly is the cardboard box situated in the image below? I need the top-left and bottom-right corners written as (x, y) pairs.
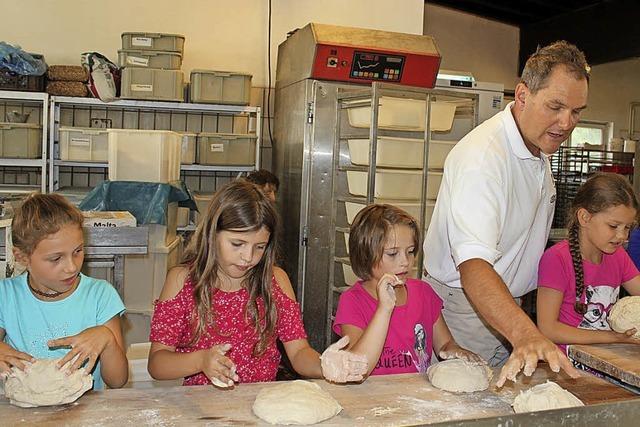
top-left (82, 211), bottom-right (137, 228)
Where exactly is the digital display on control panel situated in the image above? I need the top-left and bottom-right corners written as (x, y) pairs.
top-left (350, 51), bottom-right (406, 81)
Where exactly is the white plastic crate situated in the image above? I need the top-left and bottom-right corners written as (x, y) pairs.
top-left (177, 207), bottom-right (189, 227)
top-left (147, 202), bottom-right (178, 250)
top-left (190, 70), bottom-right (251, 105)
top-left (179, 132), bottom-right (196, 164)
top-left (0, 122), bottom-right (42, 158)
top-left (120, 68), bottom-right (184, 102)
top-left (59, 127), bottom-right (108, 162)
top-left (125, 342), bottom-right (182, 388)
top-left (197, 133), bottom-right (256, 166)
top-left (193, 192), bottom-right (214, 223)
top-left (346, 170), bottom-right (443, 200)
top-left (108, 129), bottom-right (181, 183)
top-left (121, 32), bottom-right (185, 53)
top-left (347, 138), bottom-right (456, 169)
top-left (118, 49), bottom-right (182, 69)
top-left (347, 97), bottom-right (457, 131)
top-left (124, 236), bottom-right (182, 312)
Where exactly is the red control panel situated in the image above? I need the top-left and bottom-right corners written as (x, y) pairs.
top-left (311, 44), bottom-right (441, 88)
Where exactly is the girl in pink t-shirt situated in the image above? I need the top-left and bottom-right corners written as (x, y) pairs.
top-left (333, 204), bottom-right (481, 376)
top-left (148, 180), bottom-right (367, 386)
top-left (538, 173), bottom-right (640, 352)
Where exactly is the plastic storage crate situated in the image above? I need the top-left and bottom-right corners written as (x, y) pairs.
top-left (346, 170), bottom-right (442, 200)
top-left (121, 32), bottom-right (185, 53)
top-left (124, 235), bottom-right (182, 312)
top-left (0, 122), bottom-right (42, 158)
top-left (120, 68), bottom-right (184, 102)
top-left (147, 202), bottom-right (178, 250)
top-left (108, 129), bottom-right (181, 183)
top-left (347, 138), bottom-right (456, 169)
top-left (179, 132), bottom-right (196, 164)
top-left (345, 200), bottom-right (435, 225)
top-left (189, 70), bottom-right (251, 105)
top-left (197, 133), bottom-right (256, 166)
top-left (118, 49), bottom-right (182, 70)
top-left (193, 192), bottom-right (214, 223)
top-left (59, 127), bottom-right (108, 162)
top-left (0, 69), bottom-right (46, 92)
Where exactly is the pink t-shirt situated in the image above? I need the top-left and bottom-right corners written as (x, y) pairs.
top-left (150, 275), bottom-right (307, 385)
top-left (537, 240), bottom-right (639, 350)
top-left (333, 278), bottom-right (443, 375)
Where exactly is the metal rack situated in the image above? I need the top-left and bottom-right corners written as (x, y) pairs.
top-left (48, 96), bottom-right (261, 193)
top-left (0, 90), bottom-right (49, 194)
top-left (551, 146), bottom-right (635, 228)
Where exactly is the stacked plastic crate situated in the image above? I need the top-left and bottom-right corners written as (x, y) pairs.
top-left (119, 32), bottom-right (185, 102)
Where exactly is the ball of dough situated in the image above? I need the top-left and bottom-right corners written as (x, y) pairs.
top-left (427, 359), bottom-right (492, 392)
top-left (512, 381), bottom-right (584, 413)
top-left (609, 296), bottom-right (640, 339)
top-left (252, 380), bottom-right (342, 425)
top-left (4, 358), bottom-right (93, 408)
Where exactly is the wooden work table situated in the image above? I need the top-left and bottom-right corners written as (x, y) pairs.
top-left (1, 364), bottom-right (638, 426)
top-left (569, 343), bottom-right (640, 388)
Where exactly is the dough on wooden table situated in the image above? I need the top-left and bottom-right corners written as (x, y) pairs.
top-left (609, 296), bottom-right (640, 339)
top-left (512, 381), bottom-right (584, 413)
top-left (427, 359), bottom-right (492, 392)
top-left (252, 380), bottom-right (342, 425)
top-left (4, 358), bottom-right (93, 408)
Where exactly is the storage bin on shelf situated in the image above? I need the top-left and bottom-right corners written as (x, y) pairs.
top-left (344, 200), bottom-right (435, 230)
top-left (125, 342), bottom-right (182, 388)
top-left (121, 32), bottom-right (185, 53)
top-left (346, 170), bottom-right (443, 200)
top-left (347, 97), bottom-right (457, 131)
top-left (124, 235), bottom-right (182, 313)
top-left (179, 132), bottom-right (196, 164)
top-left (147, 202), bottom-right (178, 250)
top-left (108, 129), bottom-right (181, 183)
top-left (189, 70), bottom-right (252, 105)
top-left (118, 49), bottom-right (182, 69)
top-left (347, 137), bottom-right (456, 169)
top-left (197, 133), bottom-right (257, 166)
top-left (120, 68), bottom-right (184, 102)
top-left (0, 122), bottom-right (42, 158)
top-left (59, 127), bottom-right (108, 162)
top-left (193, 192), bottom-right (214, 223)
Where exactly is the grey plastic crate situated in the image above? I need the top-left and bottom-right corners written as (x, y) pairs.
top-left (197, 133), bottom-right (257, 166)
top-left (190, 70), bottom-right (251, 105)
top-left (0, 122), bottom-right (42, 158)
top-left (118, 49), bottom-right (182, 70)
top-left (59, 127), bottom-right (109, 162)
top-left (121, 32), bottom-right (185, 53)
top-left (120, 68), bottom-right (184, 102)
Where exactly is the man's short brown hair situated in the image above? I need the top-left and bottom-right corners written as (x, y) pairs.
top-left (521, 40), bottom-right (590, 93)
top-left (348, 204), bottom-right (420, 281)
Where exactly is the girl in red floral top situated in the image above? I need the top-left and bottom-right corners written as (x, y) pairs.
top-left (148, 180), bottom-right (367, 387)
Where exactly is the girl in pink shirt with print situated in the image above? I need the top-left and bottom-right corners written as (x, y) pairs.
top-left (537, 173), bottom-right (640, 353)
top-left (148, 180), bottom-right (367, 387)
top-left (333, 204), bottom-right (481, 376)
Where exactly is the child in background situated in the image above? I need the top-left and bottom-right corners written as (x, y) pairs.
top-left (537, 173), bottom-right (640, 352)
top-left (245, 169), bottom-right (279, 203)
top-left (0, 194), bottom-right (128, 389)
top-left (333, 204), bottom-right (481, 376)
top-left (148, 180), bottom-right (367, 386)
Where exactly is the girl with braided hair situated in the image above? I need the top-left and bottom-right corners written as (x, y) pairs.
top-left (537, 172), bottom-right (640, 354)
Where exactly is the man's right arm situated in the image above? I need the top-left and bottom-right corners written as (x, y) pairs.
top-left (459, 258), bottom-right (579, 387)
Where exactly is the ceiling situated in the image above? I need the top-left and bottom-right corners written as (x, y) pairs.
top-left (426, 0), bottom-right (605, 26)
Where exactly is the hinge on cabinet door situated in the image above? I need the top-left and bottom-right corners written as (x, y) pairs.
top-left (306, 102), bottom-right (314, 124)
top-left (301, 226), bottom-right (309, 246)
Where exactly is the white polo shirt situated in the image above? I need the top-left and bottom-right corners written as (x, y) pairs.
top-left (423, 102), bottom-right (556, 298)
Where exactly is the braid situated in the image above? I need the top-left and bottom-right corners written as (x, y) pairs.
top-left (568, 223), bottom-right (587, 314)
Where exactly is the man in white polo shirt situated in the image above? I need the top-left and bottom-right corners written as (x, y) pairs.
top-left (423, 41), bottom-right (589, 386)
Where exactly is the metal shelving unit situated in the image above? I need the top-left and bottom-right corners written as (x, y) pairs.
top-left (0, 90), bottom-right (49, 193)
top-left (48, 96), bottom-right (261, 193)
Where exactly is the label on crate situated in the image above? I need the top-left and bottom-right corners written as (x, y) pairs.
top-left (127, 56), bottom-right (150, 67)
top-left (70, 137), bottom-right (90, 146)
top-left (131, 84), bottom-right (153, 92)
top-left (210, 143), bottom-right (224, 152)
top-left (132, 36), bottom-right (153, 47)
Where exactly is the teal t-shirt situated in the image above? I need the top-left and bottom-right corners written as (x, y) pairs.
top-left (0, 273), bottom-right (125, 390)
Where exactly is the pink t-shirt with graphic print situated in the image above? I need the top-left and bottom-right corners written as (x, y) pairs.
top-left (333, 278), bottom-right (443, 375)
top-left (537, 240), bottom-right (639, 351)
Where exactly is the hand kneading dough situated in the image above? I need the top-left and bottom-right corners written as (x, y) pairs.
top-left (608, 296), bottom-right (640, 339)
top-left (4, 358), bottom-right (93, 408)
top-left (252, 380), bottom-right (342, 425)
top-left (427, 359), bottom-right (492, 392)
top-left (512, 381), bottom-right (584, 413)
